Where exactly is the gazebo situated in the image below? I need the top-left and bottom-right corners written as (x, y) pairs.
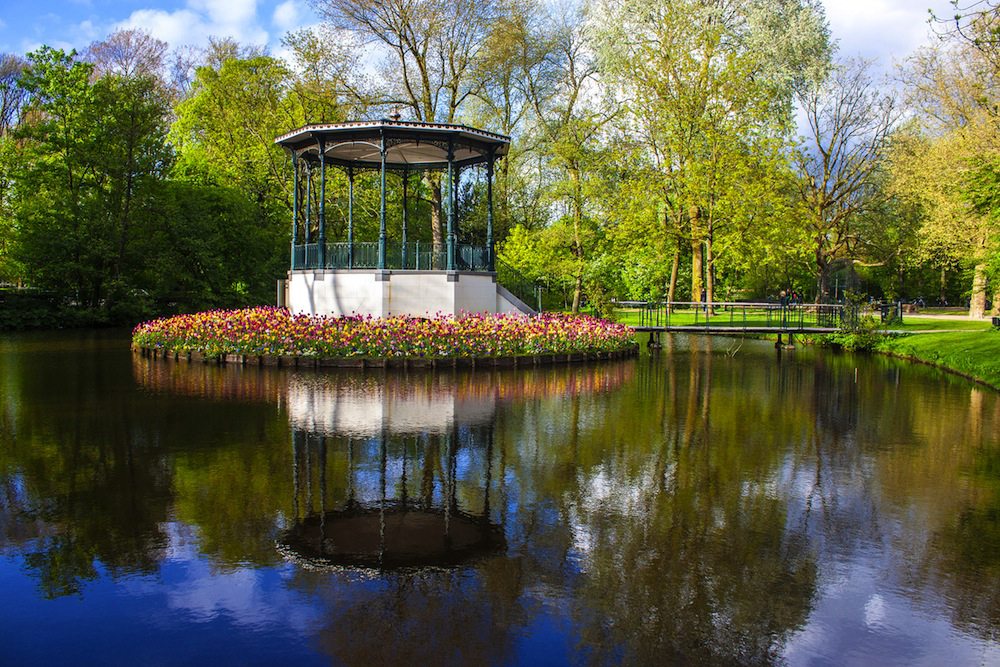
top-left (274, 119), bottom-right (532, 318)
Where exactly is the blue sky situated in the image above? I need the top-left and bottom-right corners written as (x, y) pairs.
top-left (0, 0), bottom-right (958, 70)
top-left (0, 0), bottom-right (318, 58)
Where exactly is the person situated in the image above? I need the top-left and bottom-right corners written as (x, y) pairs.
top-left (779, 290), bottom-right (787, 307)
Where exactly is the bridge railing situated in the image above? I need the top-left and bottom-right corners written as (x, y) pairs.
top-left (615, 301), bottom-right (852, 331)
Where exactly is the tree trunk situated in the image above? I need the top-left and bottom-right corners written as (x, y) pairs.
top-left (815, 246), bottom-right (830, 303)
top-left (690, 205), bottom-right (703, 305)
top-left (939, 265), bottom-right (947, 305)
top-left (667, 246), bottom-right (680, 314)
top-left (572, 273), bottom-right (583, 313)
top-left (705, 234), bottom-right (715, 316)
top-left (570, 167), bottom-right (584, 313)
top-left (426, 173), bottom-right (444, 267)
top-left (970, 263), bottom-right (987, 318)
top-left (992, 289), bottom-right (1000, 317)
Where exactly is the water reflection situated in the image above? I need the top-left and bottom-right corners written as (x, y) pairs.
top-left (0, 332), bottom-right (999, 664)
top-left (280, 375), bottom-right (505, 569)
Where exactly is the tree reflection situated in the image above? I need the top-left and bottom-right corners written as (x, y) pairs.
top-left (492, 340), bottom-right (819, 663)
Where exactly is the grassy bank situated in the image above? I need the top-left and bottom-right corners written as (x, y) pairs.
top-left (821, 316), bottom-right (1000, 389)
top-left (876, 330), bottom-right (1000, 389)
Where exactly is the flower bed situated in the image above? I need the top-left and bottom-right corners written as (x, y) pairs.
top-left (132, 307), bottom-right (636, 363)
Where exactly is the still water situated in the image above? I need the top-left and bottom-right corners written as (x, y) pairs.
top-left (1, 331), bottom-right (999, 666)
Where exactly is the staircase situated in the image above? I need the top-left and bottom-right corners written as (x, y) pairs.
top-left (495, 258), bottom-right (537, 314)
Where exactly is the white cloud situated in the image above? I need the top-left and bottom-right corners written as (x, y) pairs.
top-left (821, 0), bottom-right (954, 66)
top-left (189, 0), bottom-right (258, 28)
top-left (115, 0), bottom-right (269, 50)
top-left (21, 39), bottom-right (76, 55)
top-left (76, 19), bottom-right (100, 42)
top-left (272, 1), bottom-right (301, 32)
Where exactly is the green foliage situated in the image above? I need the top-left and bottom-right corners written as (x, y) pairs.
top-left (817, 318), bottom-right (888, 352)
top-left (816, 292), bottom-right (887, 351)
top-left (12, 47), bottom-right (175, 310)
top-left (2, 46), bottom-right (297, 328)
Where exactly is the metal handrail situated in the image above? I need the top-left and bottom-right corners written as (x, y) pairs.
top-left (495, 258), bottom-right (537, 310)
top-left (615, 300), bottom-right (852, 331)
top-left (291, 242), bottom-right (492, 272)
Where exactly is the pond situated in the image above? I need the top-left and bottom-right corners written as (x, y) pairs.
top-left (1, 331), bottom-right (999, 666)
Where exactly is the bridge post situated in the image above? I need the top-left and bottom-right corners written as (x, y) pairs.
top-left (775, 333), bottom-right (783, 349)
top-left (648, 331), bottom-right (662, 350)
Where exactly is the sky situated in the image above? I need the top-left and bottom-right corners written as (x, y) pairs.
top-left (0, 0), bottom-right (960, 72)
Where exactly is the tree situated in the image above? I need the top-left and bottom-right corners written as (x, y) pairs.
top-left (13, 47), bottom-right (102, 300)
top-left (932, 0), bottom-right (1000, 71)
top-left (794, 58), bottom-right (897, 300)
top-left (311, 0), bottom-right (512, 251)
top-left (12, 47), bottom-right (173, 315)
top-left (469, 0), bottom-right (554, 238)
top-left (170, 55), bottom-right (297, 284)
top-left (85, 29), bottom-right (168, 80)
top-left (597, 0), bottom-right (831, 306)
top-left (893, 15), bottom-right (1000, 316)
top-left (521, 3), bottom-right (614, 312)
top-left (0, 54), bottom-right (28, 283)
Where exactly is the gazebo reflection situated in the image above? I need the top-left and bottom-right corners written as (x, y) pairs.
top-left (278, 374), bottom-right (504, 570)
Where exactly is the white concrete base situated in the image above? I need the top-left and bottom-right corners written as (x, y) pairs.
top-left (285, 270), bottom-right (531, 318)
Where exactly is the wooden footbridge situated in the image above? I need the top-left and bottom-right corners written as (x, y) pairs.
top-left (619, 300), bottom-right (893, 346)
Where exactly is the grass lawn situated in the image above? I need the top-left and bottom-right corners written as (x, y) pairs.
top-left (881, 330), bottom-right (1000, 388)
top-left (913, 307), bottom-right (968, 315)
top-left (892, 316), bottom-right (993, 332)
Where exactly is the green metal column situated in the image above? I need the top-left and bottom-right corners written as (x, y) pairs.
top-left (378, 131), bottom-right (387, 270)
top-left (304, 163), bottom-right (311, 244)
top-left (453, 161), bottom-right (460, 268)
top-left (401, 167), bottom-right (408, 269)
top-left (486, 147), bottom-right (495, 272)
top-left (291, 150), bottom-right (298, 270)
top-left (446, 140), bottom-right (455, 272)
top-left (318, 137), bottom-right (327, 268)
top-left (347, 166), bottom-right (354, 269)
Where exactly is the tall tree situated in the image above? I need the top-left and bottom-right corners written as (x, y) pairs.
top-left (12, 47), bottom-right (172, 312)
top-left (470, 0), bottom-right (553, 237)
top-left (894, 11), bottom-right (1000, 316)
top-left (85, 29), bottom-right (168, 81)
top-left (794, 58), bottom-right (896, 300)
top-left (0, 54), bottom-right (28, 283)
top-left (522, 3), bottom-right (614, 312)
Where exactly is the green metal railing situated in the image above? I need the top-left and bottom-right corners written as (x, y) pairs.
top-left (292, 242), bottom-right (492, 271)
top-left (495, 258), bottom-right (538, 310)
top-left (620, 301), bottom-right (854, 331)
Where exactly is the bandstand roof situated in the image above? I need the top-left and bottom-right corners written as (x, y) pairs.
top-left (274, 120), bottom-right (510, 170)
